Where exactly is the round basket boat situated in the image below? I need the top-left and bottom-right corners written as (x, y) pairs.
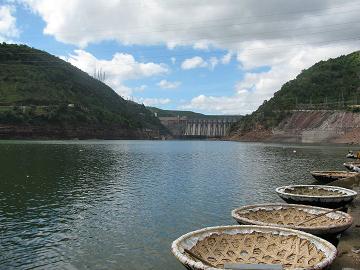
top-left (310, 171), bottom-right (358, 183)
top-left (276, 185), bottom-right (357, 208)
top-left (231, 203), bottom-right (353, 235)
top-left (171, 225), bottom-right (337, 270)
top-left (343, 162), bottom-right (360, 171)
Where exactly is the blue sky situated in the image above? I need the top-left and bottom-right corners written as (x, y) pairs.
top-left (1, 0), bottom-right (359, 114)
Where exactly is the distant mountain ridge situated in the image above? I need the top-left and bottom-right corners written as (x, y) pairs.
top-left (0, 43), bottom-right (166, 139)
top-left (147, 107), bottom-right (206, 118)
top-left (147, 107), bottom-right (241, 119)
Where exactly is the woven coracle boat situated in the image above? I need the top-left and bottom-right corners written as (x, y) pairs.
top-left (310, 171), bottom-right (358, 183)
top-left (343, 162), bottom-right (360, 171)
top-left (171, 225), bottom-right (337, 270)
top-left (276, 185), bottom-right (357, 207)
top-left (231, 203), bottom-right (353, 235)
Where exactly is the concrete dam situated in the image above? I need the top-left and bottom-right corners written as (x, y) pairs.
top-left (159, 116), bottom-right (241, 138)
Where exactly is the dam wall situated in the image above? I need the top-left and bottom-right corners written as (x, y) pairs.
top-left (159, 116), bottom-right (240, 138)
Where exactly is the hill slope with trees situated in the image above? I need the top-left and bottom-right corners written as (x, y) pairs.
top-left (0, 43), bottom-right (166, 139)
top-left (230, 51), bottom-right (360, 143)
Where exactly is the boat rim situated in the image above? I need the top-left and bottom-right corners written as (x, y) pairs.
top-left (171, 224), bottom-right (337, 270)
top-left (275, 184), bottom-right (357, 199)
top-left (310, 171), bottom-right (358, 175)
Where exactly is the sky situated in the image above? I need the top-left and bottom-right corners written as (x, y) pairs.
top-left (0, 0), bottom-right (360, 115)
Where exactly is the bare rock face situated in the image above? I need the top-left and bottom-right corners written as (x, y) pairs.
top-left (230, 111), bottom-right (360, 144)
top-left (229, 123), bottom-right (272, 142)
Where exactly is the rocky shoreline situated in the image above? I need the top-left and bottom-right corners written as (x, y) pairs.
top-left (329, 175), bottom-right (360, 269)
top-left (0, 124), bottom-right (162, 140)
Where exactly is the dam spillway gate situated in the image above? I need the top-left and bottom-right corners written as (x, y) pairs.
top-left (158, 116), bottom-right (241, 138)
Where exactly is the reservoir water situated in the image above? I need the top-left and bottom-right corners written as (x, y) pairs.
top-left (0, 140), bottom-right (350, 269)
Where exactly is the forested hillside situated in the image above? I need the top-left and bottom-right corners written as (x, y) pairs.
top-left (0, 43), bottom-right (166, 138)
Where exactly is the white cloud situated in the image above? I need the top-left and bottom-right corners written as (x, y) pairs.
top-left (20, 0), bottom-right (360, 49)
top-left (135, 97), bottom-right (171, 106)
top-left (221, 52), bottom-right (232, 64)
top-left (193, 41), bottom-right (210, 50)
top-left (64, 49), bottom-right (169, 97)
top-left (157, 79), bottom-right (181, 89)
top-left (20, 0), bottom-right (360, 113)
top-left (181, 56), bottom-right (207, 70)
top-left (181, 56), bottom-right (224, 70)
top-left (134, 84), bottom-right (147, 92)
top-left (0, 5), bottom-right (19, 42)
top-left (209, 56), bottom-right (219, 70)
top-left (182, 43), bottom-right (359, 114)
top-left (170, 57), bottom-right (176, 64)
top-left (181, 95), bottom-right (245, 115)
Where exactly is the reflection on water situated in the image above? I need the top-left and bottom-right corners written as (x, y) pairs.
top-left (0, 140), bottom-right (348, 269)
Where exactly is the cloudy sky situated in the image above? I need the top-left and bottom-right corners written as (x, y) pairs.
top-left (1, 0), bottom-right (360, 114)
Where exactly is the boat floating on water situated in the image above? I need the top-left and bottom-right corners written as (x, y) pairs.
top-left (343, 162), bottom-right (360, 172)
top-left (346, 150), bottom-right (360, 159)
top-left (275, 185), bottom-right (357, 208)
top-left (171, 225), bottom-right (337, 270)
top-left (310, 171), bottom-right (358, 183)
top-left (231, 203), bottom-right (353, 235)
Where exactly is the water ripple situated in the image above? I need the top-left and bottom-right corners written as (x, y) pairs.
top-left (0, 140), bottom-right (348, 269)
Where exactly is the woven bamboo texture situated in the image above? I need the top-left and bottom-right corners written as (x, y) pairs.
top-left (236, 207), bottom-right (347, 227)
top-left (284, 187), bottom-right (344, 196)
top-left (190, 232), bottom-right (326, 269)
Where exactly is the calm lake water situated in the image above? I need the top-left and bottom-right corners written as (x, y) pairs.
top-left (0, 140), bottom-right (350, 269)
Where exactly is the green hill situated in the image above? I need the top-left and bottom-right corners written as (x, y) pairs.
top-left (230, 51), bottom-right (360, 134)
top-left (0, 43), bottom-right (166, 138)
top-left (147, 107), bottom-right (206, 118)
